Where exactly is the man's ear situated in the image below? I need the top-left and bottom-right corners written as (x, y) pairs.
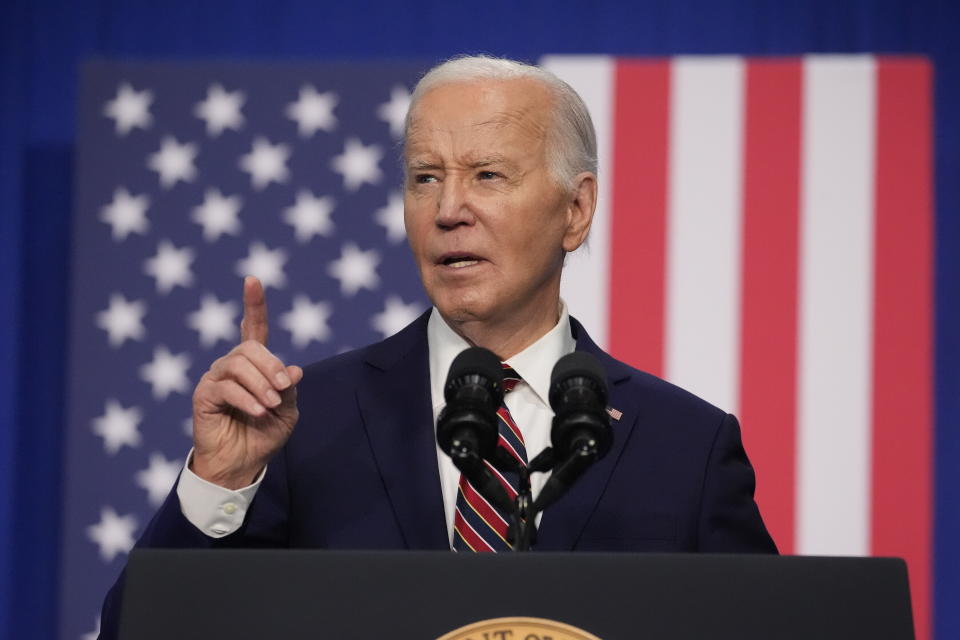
top-left (562, 171), bottom-right (598, 253)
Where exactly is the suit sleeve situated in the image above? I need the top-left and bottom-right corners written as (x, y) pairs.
top-left (696, 413), bottom-right (778, 553)
top-left (97, 445), bottom-right (292, 639)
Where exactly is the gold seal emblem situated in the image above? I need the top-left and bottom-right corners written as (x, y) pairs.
top-left (437, 616), bottom-right (601, 640)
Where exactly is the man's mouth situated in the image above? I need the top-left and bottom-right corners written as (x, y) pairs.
top-left (438, 253), bottom-right (483, 269)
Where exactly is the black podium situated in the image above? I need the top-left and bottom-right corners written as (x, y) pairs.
top-left (119, 550), bottom-right (914, 639)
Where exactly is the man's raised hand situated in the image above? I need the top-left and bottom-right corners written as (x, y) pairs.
top-left (190, 276), bottom-right (303, 489)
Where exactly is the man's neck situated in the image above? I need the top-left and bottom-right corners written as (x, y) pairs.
top-left (440, 298), bottom-right (562, 360)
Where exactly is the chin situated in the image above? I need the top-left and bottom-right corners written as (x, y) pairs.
top-left (432, 290), bottom-right (493, 325)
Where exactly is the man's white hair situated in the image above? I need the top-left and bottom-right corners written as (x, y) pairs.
top-left (404, 55), bottom-right (598, 189)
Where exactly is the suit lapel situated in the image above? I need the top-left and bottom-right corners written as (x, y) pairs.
top-left (536, 317), bottom-right (640, 551)
top-left (356, 312), bottom-right (449, 550)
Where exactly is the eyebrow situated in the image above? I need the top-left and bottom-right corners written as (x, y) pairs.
top-left (408, 160), bottom-right (442, 171)
top-left (406, 155), bottom-right (518, 171)
top-left (468, 154), bottom-right (509, 168)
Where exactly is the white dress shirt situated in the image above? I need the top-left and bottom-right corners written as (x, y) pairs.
top-left (177, 302), bottom-right (576, 544)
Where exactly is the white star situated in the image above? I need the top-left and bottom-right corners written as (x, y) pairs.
top-left (371, 296), bottom-right (425, 339)
top-left (187, 294), bottom-right (238, 347)
top-left (144, 240), bottom-right (194, 294)
top-left (378, 85), bottom-right (411, 138)
top-left (239, 136), bottom-right (290, 190)
top-left (81, 616), bottom-right (100, 640)
top-left (147, 136), bottom-right (198, 188)
top-left (140, 345), bottom-right (191, 400)
top-left (279, 295), bottom-right (332, 348)
top-left (103, 83), bottom-right (153, 135)
top-left (194, 83), bottom-right (245, 137)
top-left (375, 191), bottom-right (406, 243)
top-left (283, 190), bottom-right (335, 243)
top-left (96, 293), bottom-right (147, 347)
top-left (192, 188), bottom-right (243, 241)
top-left (235, 242), bottom-right (287, 289)
top-left (331, 137), bottom-right (383, 191)
top-left (285, 85), bottom-right (338, 137)
top-left (100, 187), bottom-right (150, 241)
top-left (92, 399), bottom-right (143, 455)
top-left (87, 507), bottom-right (138, 563)
top-left (135, 452), bottom-right (183, 507)
top-left (327, 242), bottom-right (380, 296)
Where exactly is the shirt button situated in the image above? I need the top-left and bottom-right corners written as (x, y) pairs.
top-left (223, 502), bottom-right (237, 515)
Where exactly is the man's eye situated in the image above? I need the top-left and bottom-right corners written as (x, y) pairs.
top-left (478, 171), bottom-right (500, 180)
top-left (415, 174), bottom-right (438, 184)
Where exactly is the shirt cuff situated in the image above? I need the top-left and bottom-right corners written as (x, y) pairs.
top-left (176, 449), bottom-right (266, 539)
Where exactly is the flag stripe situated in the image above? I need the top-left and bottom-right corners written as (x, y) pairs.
top-left (542, 56), bottom-right (615, 346)
top-left (608, 60), bottom-right (670, 376)
top-left (872, 57), bottom-right (934, 640)
top-left (665, 57), bottom-right (745, 413)
top-left (738, 59), bottom-right (803, 554)
top-left (796, 56), bottom-right (876, 555)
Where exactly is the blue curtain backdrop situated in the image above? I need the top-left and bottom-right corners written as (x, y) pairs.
top-left (1, 0), bottom-right (957, 638)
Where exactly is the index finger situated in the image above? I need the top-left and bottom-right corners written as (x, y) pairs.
top-left (240, 275), bottom-right (269, 345)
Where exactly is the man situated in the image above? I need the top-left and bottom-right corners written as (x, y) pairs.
top-left (99, 55), bottom-right (775, 636)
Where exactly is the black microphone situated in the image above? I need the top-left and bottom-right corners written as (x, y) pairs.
top-left (436, 347), bottom-right (515, 513)
top-left (533, 352), bottom-right (612, 513)
top-left (436, 347), bottom-right (504, 460)
top-left (548, 351), bottom-right (612, 460)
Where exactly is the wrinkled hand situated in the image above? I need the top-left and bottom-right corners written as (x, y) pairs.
top-left (190, 276), bottom-right (303, 489)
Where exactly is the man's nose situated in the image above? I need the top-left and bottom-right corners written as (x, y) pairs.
top-left (434, 178), bottom-right (475, 229)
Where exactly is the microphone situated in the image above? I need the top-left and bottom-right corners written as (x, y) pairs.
top-left (436, 347), bottom-right (514, 513)
top-left (436, 347), bottom-right (504, 460)
top-left (533, 352), bottom-right (612, 513)
top-left (548, 352), bottom-right (612, 460)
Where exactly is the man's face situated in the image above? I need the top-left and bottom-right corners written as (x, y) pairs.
top-left (403, 78), bottom-right (592, 331)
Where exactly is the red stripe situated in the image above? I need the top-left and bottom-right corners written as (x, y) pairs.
top-left (871, 57), bottom-right (933, 640)
top-left (454, 509), bottom-right (495, 552)
top-left (608, 59), bottom-right (670, 376)
top-left (737, 59), bottom-right (803, 554)
top-left (460, 477), bottom-right (510, 539)
top-left (497, 407), bottom-right (525, 445)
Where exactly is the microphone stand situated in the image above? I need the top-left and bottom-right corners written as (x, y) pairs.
top-left (501, 448), bottom-right (557, 552)
top-left (499, 441), bottom-right (603, 552)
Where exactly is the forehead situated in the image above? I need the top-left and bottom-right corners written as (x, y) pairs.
top-left (404, 78), bottom-right (552, 161)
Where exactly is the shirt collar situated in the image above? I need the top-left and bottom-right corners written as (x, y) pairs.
top-left (426, 300), bottom-right (576, 409)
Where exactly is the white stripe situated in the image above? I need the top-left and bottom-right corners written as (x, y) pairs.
top-left (540, 55), bottom-right (614, 348)
top-left (461, 479), bottom-right (510, 529)
top-left (796, 56), bottom-right (876, 556)
top-left (496, 433), bottom-right (525, 465)
top-left (483, 460), bottom-right (519, 498)
top-left (664, 57), bottom-right (745, 413)
top-left (454, 507), bottom-right (495, 551)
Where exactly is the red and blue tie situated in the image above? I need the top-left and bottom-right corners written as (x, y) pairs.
top-left (452, 364), bottom-right (528, 552)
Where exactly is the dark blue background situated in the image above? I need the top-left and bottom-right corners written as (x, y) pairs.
top-left (2, 1), bottom-right (957, 638)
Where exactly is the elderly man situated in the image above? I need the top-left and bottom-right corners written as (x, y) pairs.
top-left (99, 54), bottom-right (774, 636)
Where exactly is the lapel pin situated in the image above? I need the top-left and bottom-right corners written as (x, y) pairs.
top-left (606, 407), bottom-right (623, 421)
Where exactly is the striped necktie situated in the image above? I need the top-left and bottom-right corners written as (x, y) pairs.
top-left (452, 364), bottom-right (528, 552)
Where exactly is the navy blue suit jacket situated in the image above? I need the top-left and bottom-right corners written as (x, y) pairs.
top-left (100, 313), bottom-right (775, 636)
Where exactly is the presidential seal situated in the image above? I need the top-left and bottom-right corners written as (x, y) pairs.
top-left (437, 616), bottom-right (601, 640)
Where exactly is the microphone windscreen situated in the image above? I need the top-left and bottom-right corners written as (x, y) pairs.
top-left (549, 352), bottom-right (608, 405)
top-left (447, 346), bottom-right (503, 386)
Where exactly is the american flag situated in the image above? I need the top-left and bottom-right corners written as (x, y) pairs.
top-left (61, 57), bottom-right (935, 640)
top-left (544, 55), bottom-right (933, 640)
top-left (61, 61), bottom-right (429, 640)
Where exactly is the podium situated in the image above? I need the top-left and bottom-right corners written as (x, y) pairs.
top-left (119, 550), bottom-right (914, 639)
